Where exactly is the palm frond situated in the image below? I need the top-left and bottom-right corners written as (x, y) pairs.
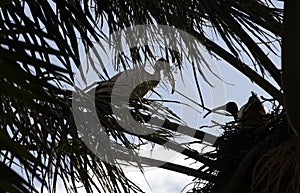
top-left (0, 0), bottom-right (286, 192)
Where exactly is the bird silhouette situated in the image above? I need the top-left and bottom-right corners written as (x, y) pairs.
top-left (93, 58), bottom-right (175, 122)
top-left (204, 92), bottom-right (266, 127)
top-left (95, 58), bottom-right (174, 101)
top-left (203, 101), bottom-right (238, 120)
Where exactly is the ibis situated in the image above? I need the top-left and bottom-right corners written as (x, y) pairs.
top-left (94, 58), bottom-right (175, 101)
top-left (204, 92), bottom-right (266, 127)
top-left (203, 101), bottom-right (239, 121)
top-left (92, 58), bottom-right (175, 122)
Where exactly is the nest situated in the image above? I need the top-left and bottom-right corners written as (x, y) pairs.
top-left (193, 106), bottom-right (298, 193)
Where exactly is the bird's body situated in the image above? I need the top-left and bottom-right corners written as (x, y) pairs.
top-left (236, 93), bottom-right (266, 127)
top-left (95, 58), bottom-right (174, 102)
top-left (92, 58), bottom-right (175, 123)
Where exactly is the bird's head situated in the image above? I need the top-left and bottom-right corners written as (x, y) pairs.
top-left (155, 58), bottom-right (169, 69)
top-left (225, 102), bottom-right (239, 120)
top-left (154, 58), bottom-right (175, 94)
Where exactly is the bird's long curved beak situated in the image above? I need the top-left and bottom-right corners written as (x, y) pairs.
top-left (203, 104), bottom-right (227, 118)
top-left (167, 72), bottom-right (175, 94)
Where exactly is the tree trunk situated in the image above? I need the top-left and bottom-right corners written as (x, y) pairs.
top-left (282, 0), bottom-right (300, 135)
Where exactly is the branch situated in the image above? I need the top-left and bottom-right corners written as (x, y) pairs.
top-left (198, 34), bottom-right (283, 104)
top-left (115, 151), bottom-right (215, 181)
top-left (214, 3), bottom-right (282, 86)
top-left (105, 116), bottom-right (215, 167)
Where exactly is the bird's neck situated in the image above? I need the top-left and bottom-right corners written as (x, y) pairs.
top-left (152, 68), bottom-right (161, 79)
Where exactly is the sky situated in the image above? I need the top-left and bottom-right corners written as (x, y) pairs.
top-left (114, 54), bottom-right (281, 193)
top-left (69, 35), bottom-right (281, 193)
top-left (56, 47), bottom-right (281, 193)
top-left (19, 1), bottom-right (283, 193)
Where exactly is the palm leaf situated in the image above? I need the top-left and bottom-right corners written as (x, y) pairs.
top-left (0, 0), bottom-right (287, 192)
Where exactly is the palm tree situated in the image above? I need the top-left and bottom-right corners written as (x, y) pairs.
top-left (0, 0), bottom-right (298, 193)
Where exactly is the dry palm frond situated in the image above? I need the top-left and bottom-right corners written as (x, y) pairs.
top-left (251, 136), bottom-right (300, 193)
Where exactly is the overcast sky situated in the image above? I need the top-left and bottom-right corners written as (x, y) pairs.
top-left (20, 1), bottom-right (283, 192)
